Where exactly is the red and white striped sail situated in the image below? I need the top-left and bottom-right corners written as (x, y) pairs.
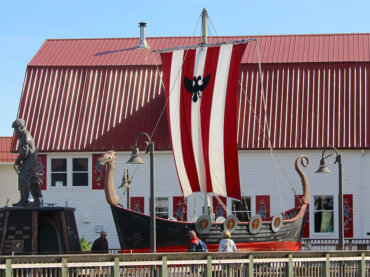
top-left (160, 43), bottom-right (247, 199)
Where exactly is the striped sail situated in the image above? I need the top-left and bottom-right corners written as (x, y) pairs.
top-left (160, 43), bottom-right (247, 199)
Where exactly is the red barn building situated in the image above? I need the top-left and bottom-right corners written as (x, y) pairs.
top-left (11, 29), bottom-right (370, 249)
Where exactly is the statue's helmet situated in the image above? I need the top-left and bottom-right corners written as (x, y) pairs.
top-left (12, 118), bottom-right (26, 129)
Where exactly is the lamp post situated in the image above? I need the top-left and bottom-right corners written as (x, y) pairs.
top-left (126, 132), bottom-right (156, 253)
top-left (315, 146), bottom-right (344, 250)
top-left (119, 168), bottom-right (131, 209)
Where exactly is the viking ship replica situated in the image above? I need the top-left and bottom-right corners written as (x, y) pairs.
top-left (99, 9), bottom-right (310, 253)
top-left (100, 151), bottom-right (309, 253)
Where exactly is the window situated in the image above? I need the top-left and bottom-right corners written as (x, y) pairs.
top-left (51, 158), bottom-right (67, 187)
top-left (72, 158), bottom-right (88, 186)
top-left (155, 198), bottom-right (168, 219)
top-left (232, 197), bottom-right (251, 221)
top-left (314, 196), bottom-right (334, 233)
top-left (49, 156), bottom-right (90, 188)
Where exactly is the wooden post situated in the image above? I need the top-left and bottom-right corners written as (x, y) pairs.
top-left (204, 255), bottom-right (212, 277)
top-left (325, 253), bottom-right (330, 277)
top-left (161, 256), bottom-right (167, 277)
top-left (5, 258), bottom-right (11, 277)
top-left (61, 258), bottom-right (67, 277)
top-left (114, 257), bottom-right (119, 277)
top-left (206, 255), bottom-right (212, 277)
top-left (288, 254), bottom-right (293, 277)
top-left (361, 253), bottom-right (365, 277)
top-left (248, 255), bottom-right (254, 277)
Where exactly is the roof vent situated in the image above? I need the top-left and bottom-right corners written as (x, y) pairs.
top-left (137, 22), bottom-right (148, 49)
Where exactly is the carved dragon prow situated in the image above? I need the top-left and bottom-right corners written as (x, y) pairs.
top-left (294, 155), bottom-right (310, 204)
top-left (98, 150), bottom-right (119, 206)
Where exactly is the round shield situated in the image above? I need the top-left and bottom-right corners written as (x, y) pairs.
top-left (195, 214), bottom-right (212, 234)
top-left (249, 214), bottom-right (262, 234)
top-left (224, 215), bottom-right (238, 233)
top-left (271, 214), bottom-right (283, 232)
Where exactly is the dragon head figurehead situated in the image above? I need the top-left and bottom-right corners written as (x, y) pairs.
top-left (99, 150), bottom-right (119, 206)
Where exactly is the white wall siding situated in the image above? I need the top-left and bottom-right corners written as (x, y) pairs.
top-left (239, 150), bottom-right (369, 240)
top-left (0, 164), bottom-right (18, 206)
top-left (122, 149), bottom-right (370, 240)
top-left (42, 150), bottom-right (370, 249)
top-left (42, 189), bottom-right (120, 249)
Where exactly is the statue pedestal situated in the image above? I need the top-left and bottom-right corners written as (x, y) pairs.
top-left (0, 206), bottom-right (81, 255)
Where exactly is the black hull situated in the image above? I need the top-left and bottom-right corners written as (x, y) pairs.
top-left (111, 204), bottom-right (308, 252)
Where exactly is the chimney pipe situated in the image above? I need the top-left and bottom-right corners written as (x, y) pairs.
top-left (138, 22), bottom-right (148, 49)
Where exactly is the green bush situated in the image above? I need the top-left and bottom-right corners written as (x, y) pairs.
top-left (80, 235), bottom-right (92, 251)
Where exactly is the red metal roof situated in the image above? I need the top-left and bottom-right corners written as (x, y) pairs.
top-left (238, 63), bottom-right (369, 149)
top-left (15, 66), bottom-right (170, 151)
top-left (0, 137), bottom-right (17, 162)
top-left (29, 34), bottom-right (370, 66)
top-left (12, 34), bottom-right (370, 152)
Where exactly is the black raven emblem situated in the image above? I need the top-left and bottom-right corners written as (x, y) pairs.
top-left (184, 74), bottom-right (211, 102)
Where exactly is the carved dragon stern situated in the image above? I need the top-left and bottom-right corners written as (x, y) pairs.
top-left (98, 150), bottom-right (119, 206)
top-left (295, 154), bottom-right (310, 205)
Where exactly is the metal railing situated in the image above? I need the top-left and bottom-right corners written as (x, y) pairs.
top-left (0, 251), bottom-right (369, 277)
top-left (302, 238), bottom-right (370, 251)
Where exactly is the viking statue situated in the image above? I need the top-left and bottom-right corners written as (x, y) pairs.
top-left (12, 119), bottom-right (43, 206)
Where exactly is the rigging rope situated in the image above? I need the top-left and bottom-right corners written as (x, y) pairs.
top-left (149, 10), bottom-right (206, 139)
top-left (126, 10), bottom-right (204, 200)
top-left (255, 40), bottom-right (286, 213)
top-left (208, 16), bottom-right (219, 37)
top-left (256, 38), bottom-right (298, 204)
top-left (131, 12), bottom-right (300, 216)
top-left (236, 40), bottom-right (300, 212)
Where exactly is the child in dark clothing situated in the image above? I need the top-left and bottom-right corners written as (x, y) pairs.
top-left (187, 230), bottom-right (207, 252)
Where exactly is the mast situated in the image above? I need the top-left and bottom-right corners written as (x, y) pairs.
top-left (158, 9), bottom-right (250, 219)
top-left (200, 8), bottom-right (214, 219)
top-left (201, 8), bottom-right (208, 45)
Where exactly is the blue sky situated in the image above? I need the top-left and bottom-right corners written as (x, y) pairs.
top-left (1, 0), bottom-right (369, 136)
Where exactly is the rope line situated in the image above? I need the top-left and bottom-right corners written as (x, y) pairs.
top-left (129, 13), bottom-right (299, 215)
top-left (126, 11), bottom-right (204, 195)
top-left (256, 40), bottom-right (285, 212)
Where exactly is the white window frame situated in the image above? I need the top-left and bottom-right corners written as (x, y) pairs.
top-left (313, 195), bottom-right (334, 235)
top-left (47, 154), bottom-right (92, 190)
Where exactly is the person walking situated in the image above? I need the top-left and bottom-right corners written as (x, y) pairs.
top-left (218, 230), bottom-right (237, 252)
top-left (91, 231), bottom-right (109, 253)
